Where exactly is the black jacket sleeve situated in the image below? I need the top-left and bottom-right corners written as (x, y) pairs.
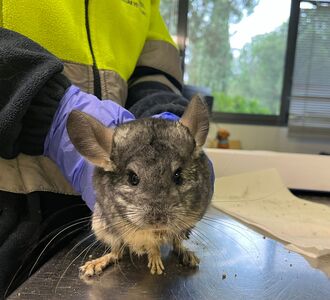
top-left (126, 80), bottom-right (189, 118)
top-left (0, 28), bottom-right (70, 159)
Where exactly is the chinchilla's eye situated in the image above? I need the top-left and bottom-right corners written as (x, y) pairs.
top-left (173, 168), bottom-right (183, 185)
top-left (127, 171), bottom-right (140, 186)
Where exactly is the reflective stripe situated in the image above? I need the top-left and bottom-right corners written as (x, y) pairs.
top-left (1, 0), bottom-right (177, 82)
top-left (137, 40), bottom-right (183, 86)
top-left (63, 61), bottom-right (94, 95)
top-left (130, 74), bottom-right (181, 95)
top-left (63, 61), bottom-right (127, 105)
top-left (0, 154), bottom-right (76, 195)
top-left (1, 1), bottom-right (181, 103)
top-left (99, 69), bottom-right (127, 106)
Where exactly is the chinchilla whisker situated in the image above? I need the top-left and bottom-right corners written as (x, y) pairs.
top-left (109, 220), bottom-right (138, 235)
top-left (89, 212), bottom-right (139, 225)
top-left (98, 210), bottom-right (144, 219)
top-left (111, 212), bottom-right (142, 218)
top-left (200, 216), bottom-right (260, 248)
top-left (63, 222), bottom-right (127, 263)
top-left (128, 248), bottom-right (139, 270)
top-left (173, 218), bottom-right (215, 250)
top-left (190, 230), bottom-right (221, 259)
top-left (86, 220), bottom-right (139, 259)
top-left (167, 220), bottom-right (192, 240)
top-left (203, 214), bottom-right (248, 231)
top-left (114, 257), bottom-right (128, 280)
top-left (201, 215), bottom-right (261, 248)
top-left (198, 220), bottom-right (261, 265)
top-left (118, 223), bottom-right (139, 240)
top-left (175, 216), bottom-right (216, 248)
top-left (78, 231), bottom-right (123, 266)
top-left (101, 245), bottom-right (112, 257)
top-left (55, 239), bottom-right (99, 293)
top-left (130, 216), bottom-right (145, 230)
top-left (35, 203), bottom-right (91, 223)
top-left (83, 240), bottom-right (103, 262)
top-left (191, 227), bottom-right (217, 250)
top-left (117, 243), bottom-right (127, 259)
top-left (170, 226), bottom-right (214, 258)
top-left (169, 226), bottom-right (188, 244)
top-left (29, 220), bottom-right (91, 277)
top-left (35, 218), bottom-right (91, 247)
top-left (173, 218), bottom-right (222, 259)
top-left (177, 211), bottom-right (257, 250)
top-left (89, 218), bottom-right (133, 235)
top-left (5, 220), bottom-right (91, 298)
top-left (120, 214), bottom-right (145, 231)
top-left (119, 220), bottom-right (144, 246)
top-left (200, 215), bottom-right (251, 237)
top-left (175, 211), bottom-right (202, 219)
top-left (63, 230), bottom-right (100, 261)
top-left (90, 228), bottom-right (138, 273)
top-left (108, 239), bottom-right (134, 280)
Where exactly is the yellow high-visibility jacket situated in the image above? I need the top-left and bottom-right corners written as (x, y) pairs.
top-left (0, 0), bottom-right (183, 197)
top-left (0, 0), bottom-right (182, 105)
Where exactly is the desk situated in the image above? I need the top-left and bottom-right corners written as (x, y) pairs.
top-left (9, 206), bottom-right (330, 300)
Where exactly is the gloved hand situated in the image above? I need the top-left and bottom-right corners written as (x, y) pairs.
top-left (44, 85), bottom-right (136, 210)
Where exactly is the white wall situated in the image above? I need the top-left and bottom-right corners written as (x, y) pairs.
top-left (208, 122), bottom-right (330, 154)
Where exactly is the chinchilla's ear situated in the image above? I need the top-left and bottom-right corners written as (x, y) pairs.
top-left (179, 94), bottom-right (209, 147)
top-left (66, 110), bottom-right (115, 171)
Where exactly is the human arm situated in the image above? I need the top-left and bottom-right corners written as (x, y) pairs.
top-left (125, 0), bottom-right (189, 118)
top-left (0, 27), bottom-right (136, 210)
top-left (0, 27), bottom-right (70, 158)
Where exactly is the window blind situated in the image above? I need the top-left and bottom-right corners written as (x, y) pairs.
top-left (289, 2), bottom-right (330, 137)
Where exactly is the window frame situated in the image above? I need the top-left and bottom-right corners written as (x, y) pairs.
top-left (174, 0), bottom-right (300, 126)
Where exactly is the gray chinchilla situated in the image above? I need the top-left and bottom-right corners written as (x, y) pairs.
top-left (66, 95), bottom-right (213, 276)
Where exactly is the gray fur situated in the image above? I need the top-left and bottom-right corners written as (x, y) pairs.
top-left (93, 117), bottom-right (212, 232)
top-left (67, 95), bottom-right (212, 275)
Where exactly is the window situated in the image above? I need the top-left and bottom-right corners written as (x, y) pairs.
top-left (288, 1), bottom-right (330, 137)
top-left (160, 0), bottom-right (292, 125)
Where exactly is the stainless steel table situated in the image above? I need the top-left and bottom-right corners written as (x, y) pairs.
top-left (8, 205), bottom-right (330, 300)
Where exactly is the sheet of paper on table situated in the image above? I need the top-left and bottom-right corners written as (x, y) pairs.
top-left (212, 169), bottom-right (330, 258)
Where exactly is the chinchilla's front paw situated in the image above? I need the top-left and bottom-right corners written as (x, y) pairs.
top-left (147, 252), bottom-right (165, 275)
top-left (79, 253), bottom-right (119, 277)
top-left (177, 249), bottom-right (200, 268)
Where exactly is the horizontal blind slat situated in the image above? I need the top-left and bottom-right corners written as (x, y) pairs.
top-left (289, 4), bottom-right (330, 137)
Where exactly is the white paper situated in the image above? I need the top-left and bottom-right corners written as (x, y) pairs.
top-left (212, 169), bottom-right (330, 258)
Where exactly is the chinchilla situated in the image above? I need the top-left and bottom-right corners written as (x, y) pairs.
top-left (66, 94), bottom-right (212, 276)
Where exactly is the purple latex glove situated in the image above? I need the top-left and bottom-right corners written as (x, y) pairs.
top-left (44, 85), bottom-right (135, 210)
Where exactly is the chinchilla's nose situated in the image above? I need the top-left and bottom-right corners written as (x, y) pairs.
top-left (146, 209), bottom-right (167, 225)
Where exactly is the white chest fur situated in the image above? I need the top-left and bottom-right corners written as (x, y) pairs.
top-left (92, 206), bottom-right (172, 256)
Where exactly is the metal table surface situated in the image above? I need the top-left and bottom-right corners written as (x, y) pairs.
top-left (8, 205), bottom-right (330, 300)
